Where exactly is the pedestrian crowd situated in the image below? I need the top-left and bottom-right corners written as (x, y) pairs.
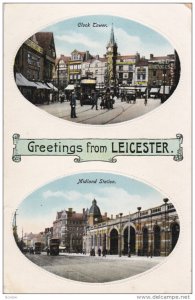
top-left (89, 248), bottom-right (107, 257)
top-left (46, 87), bottom-right (149, 119)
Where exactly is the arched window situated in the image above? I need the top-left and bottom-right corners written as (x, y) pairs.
top-left (110, 229), bottom-right (118, 255)
top-left (171, 223), bottom-right (180, 251)
top-left (142, 227), bottom-right (148, 256)
top-left (154, 225), bottom-right (161, 256)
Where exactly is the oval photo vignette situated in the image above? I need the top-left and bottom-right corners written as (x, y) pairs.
top-left (13, 15), bottom-right (181, 125)
top-left (13, 172), bottom-right (180, 283)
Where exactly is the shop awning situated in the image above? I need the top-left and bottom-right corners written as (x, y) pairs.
top-left (159, 86), bottom-right (171, 95)
top-left (46, 82), bottom-right (58, 91)
top-left (15, 73), bottom-right (37, 87)
top-left (150, 87), bottom-right (160, 93)
top-left (81, 79), bottom-right (96, 84)
top-left (35, 82), bottom-right (51, 89)
top-left (140, 87), bottom-right (147, 92)
top-left (65, 84), bottom-right (75, 90)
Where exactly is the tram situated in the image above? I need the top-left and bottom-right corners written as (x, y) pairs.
top-left (49, 238), bottom-right (60, 256)
top-left (80, 77), bottom-right (96, 105)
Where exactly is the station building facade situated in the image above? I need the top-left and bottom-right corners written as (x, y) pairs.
top-left (83, 199), bottom-right (180, 257)
top-left (53, 207), bottom-right (87, 253)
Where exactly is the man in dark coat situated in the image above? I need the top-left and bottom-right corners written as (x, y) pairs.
top-left (70, 91), bottom-right (77, 118)
top-left (91, 91), bottom-right (98, 110)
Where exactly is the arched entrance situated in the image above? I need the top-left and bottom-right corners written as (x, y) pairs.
top-left (142, 227), bottom-right (148, 256)
top-left (154, 225), bottom-right (161, 256)
top-left (171, 223), bottom-right (180, 251)
top-left (110, 228), bottom-right (118, 254)
top-left (123, 226), bottom-right (136, 255)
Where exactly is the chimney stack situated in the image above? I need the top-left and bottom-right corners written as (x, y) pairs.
top-left (85, 50), bottom-right (90, 61)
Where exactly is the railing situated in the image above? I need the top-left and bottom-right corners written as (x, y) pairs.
top-left (86, 203), bottom-right (176, 231)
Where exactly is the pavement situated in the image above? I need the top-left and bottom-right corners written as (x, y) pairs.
top-left (38, 97), bottom-right (161, 125)
top-left (58, 252), bottom-right (165, 262)
top-left (25, 253), bottom-right (165, 283)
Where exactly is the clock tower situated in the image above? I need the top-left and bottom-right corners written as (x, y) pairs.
top-left (106, 24), bottom-right (118, 88)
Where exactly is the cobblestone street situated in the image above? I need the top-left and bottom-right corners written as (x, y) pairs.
top-left (38, 97), bottom-right (161, 125)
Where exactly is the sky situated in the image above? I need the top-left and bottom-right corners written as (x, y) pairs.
top-left (16, 172), bottom-right (169, 236)
top-left (41, 15), bottom-right (174, 58)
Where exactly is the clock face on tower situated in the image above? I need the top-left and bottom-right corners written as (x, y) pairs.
top-left (108, 47), bottom-right (111, 52)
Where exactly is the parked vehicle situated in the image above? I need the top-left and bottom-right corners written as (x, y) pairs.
top-left (149, 87), bottom-right (160, 98)
top-left (80, 93), bottom-right (93, 105)
top-left (126, 89), bottom-right (136, 103)
top-left (80, 77), bottom-right (96, 105)
top-left (119, 87), bottom-right (136, 103)
top-left (49, 238), bottom-right (60, 256)
top-left (34, 242), bottom-right (42, 254)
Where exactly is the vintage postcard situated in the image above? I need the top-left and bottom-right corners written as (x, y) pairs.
top-left (3, 2), bottom-right (192, 295)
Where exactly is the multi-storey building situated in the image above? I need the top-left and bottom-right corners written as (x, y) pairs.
top-left (134, 58), bottom-right (149, 87)
top-left (53, 54), bottom-right (70, 90)
top-left (116, 54), bottom-right (139, 86)
top-left (68, 50), bottom-right (93, 84)
top-left (53, 208), bottom-right (87, 253)
top-left (148, 53), bottom-right (175, 88)
top-left (23, 231), bottom-right (46, 249)
top-left (44, 227), bottom-right (53, 248)
top-left (83, 199), bottom-right (180, 257)
top-left (14, 34), bottom-right (44, 81)
top-left (14, 32), bottom-right (56, 82)
top-left (14, 32), bottom-right (57, 104)
top-left (81, 56), bottom-right (107, 87)
top-left (35, 32), bottom-right (56, 82)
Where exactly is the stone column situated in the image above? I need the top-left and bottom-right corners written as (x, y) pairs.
top-left (106, 232), bottom-right (110, 252)
top-left (121, 226), bottom-right (124, 255)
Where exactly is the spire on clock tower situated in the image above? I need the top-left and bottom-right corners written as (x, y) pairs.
top-left (106, 24), bottom-right (118, 89)
top-left (107, 23), bottom-right (117, 49)
top-left (110, 23), bottom-right (116, 46)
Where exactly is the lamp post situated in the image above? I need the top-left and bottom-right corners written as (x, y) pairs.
top-left (119, 213), bottom-right (123, 257)
top-left (128, 212), bottom-right (131, 257)
top-left (163, 198), bottom-right (169, 256)
top-left (137, 207), bottom-right (142, 256)
top-left (162, 62), bottom-right (166, 103)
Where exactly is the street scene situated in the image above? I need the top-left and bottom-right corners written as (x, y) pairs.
top-left (14, 15), bottom-right (180, 125)
top-left (39, 96), bottom-right (161, 125)
top-left (25, 252), bottom-right (164, 283)
top-left (13, 173), bottom-right (180, 283)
